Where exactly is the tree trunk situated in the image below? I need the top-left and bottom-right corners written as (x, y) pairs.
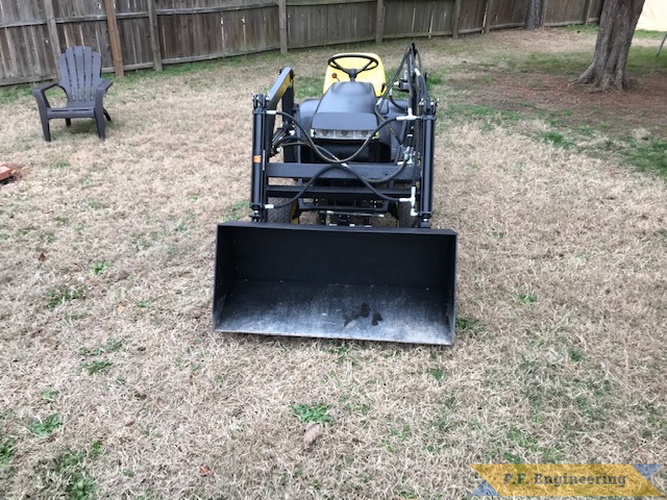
top-left (525, 0), bottom-right (543, 29)
top-left (574, 0), bottom-right (645, 90)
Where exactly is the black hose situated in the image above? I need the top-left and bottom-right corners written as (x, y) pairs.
top-left (276, 137), bottom-right (411, 186)
top-left (273, 110), bottom-right (401, 164)
top-left (270, 163), bottom-right (408, 209)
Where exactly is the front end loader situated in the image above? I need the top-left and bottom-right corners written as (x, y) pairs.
top-left (213, 44), bottom-right (457, 345)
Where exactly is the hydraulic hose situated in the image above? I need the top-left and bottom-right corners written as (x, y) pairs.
top-left (270, 163), bottom-right (409, 209)
top-left (276, 137), bottom-right (412, 186)
top-left (272, 110), bottom-right (402, 164)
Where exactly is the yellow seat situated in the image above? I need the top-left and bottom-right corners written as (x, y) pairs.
top-left (323, 53), bottom-right (386, 97)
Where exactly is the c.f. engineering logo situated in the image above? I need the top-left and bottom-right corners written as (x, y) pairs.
top-left (471, 464), bottom-right (664, 497)
top-left (506, 471), bottom-right (627, 487)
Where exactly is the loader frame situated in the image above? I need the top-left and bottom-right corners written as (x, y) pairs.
top-left (213, 44), bottom-right (457, 345)
top-left (249, 44), bottom-right (437, 228)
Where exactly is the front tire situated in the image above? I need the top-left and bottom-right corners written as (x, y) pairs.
top-left (267, 198), bottom-right (296, 223)
top-left (397, 202), bottom-right (417, 228)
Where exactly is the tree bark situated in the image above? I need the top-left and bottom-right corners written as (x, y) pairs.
top-left (574, 0), bottom-right (645, 90)
top-left (525, 0), bottom-right (543, 29)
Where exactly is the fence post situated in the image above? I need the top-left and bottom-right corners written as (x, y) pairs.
top-left (147, 0), bottom-right (163, 70)
top-left (278, 0), bottom-right (288, 54)
top-left (582, 0), bottom-right (592, 24)
top-left (375, 0), bottom-right (385, 44)
top-left (43, 0), bottom-right (61, 76)
top-left (103, 0), bottom-right (124, 76)
top-left (483, 0), bottom-right (494, 34)
top-left (452, 0), bottom-right (462, 38)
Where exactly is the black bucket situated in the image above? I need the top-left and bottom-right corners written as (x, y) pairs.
top-left (213, 222), bottom-right (457, 345)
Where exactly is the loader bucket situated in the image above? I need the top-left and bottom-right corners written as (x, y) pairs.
top-left (213, 222), bottom-right (457, 345)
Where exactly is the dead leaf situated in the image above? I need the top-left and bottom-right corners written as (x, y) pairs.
top-left (116, 303), bottom-right (126, 313)
top-left (303, 422), bottom-right (323, 448)
top-left (38, 252), bottom-right (47, 262)
top-left (199, 465), bottom-right (212, 476)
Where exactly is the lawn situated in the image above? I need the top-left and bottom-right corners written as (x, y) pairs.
top-left (0, 28), bottom-right (665, 498)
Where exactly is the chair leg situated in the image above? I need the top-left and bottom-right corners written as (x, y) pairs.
top-left (103, 109), bottom-right (112, 122)
top-left (41, 117), bottom-right (52, 142)
top-left (65, 119), bottom-right (72, 128)
top-left (95, 114), bottom-right (106, 140)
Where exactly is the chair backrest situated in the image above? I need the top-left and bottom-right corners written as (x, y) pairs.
top-left (57, 46), bottom-right (104, 104)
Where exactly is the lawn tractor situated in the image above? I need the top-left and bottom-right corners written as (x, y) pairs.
top-left (213, 44), bottom-right (457, 345)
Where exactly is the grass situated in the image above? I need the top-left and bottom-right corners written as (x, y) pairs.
top-left (626, 46), bottom-right (667, 74)
top-left (0, 28), bottom-right (666, 498)
top-left (40, 389), bottom-right (60, 402)
top-left (516, 293), bottom-right (538, 304)
top-left (623, 137), bottom-right (667, 176)
top-left (427, 366), bottom-right (446, 382)
top-left (90, 261), bottom-right (108, 274)
top-left (455, 316), bottom-right (481, 332)
top-left (82, 360), bottom-right (113, 375)
top-left (294, 75), bottom-right (324, 100)
top-left (633, 29), bottom-right (667, 40)
top-left (36, 448), bottom-right (97, 500)
top-left (445, 103), bottom-right (523, 125)
top-left (113, 60), bottom-right (225, 89)
top-left (291, 403), bottom-right (331, 423)
top-left (0, 437), bottom-right (15, 466)
top-left (29, 414), bottom-right (62, 437)
top-left (513, 52), bottom-right (592, 75)
top-left (47, 286), bottom-right (88, 308)
top-left (0, 84), bottom-right (31, 106)
top-left (538, 131), bottom-right (573, 149)
top-left (79, 337), bottom-right (123, 357)
top-left (222, 201), bottom-right (248, 222)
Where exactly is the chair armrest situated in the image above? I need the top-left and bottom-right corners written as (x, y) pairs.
top-left (95, 80), bottom-right (113, 95)
top-left (96, 79), bottom-right (113, 93)
top-left (94, 79), bottom-right (113, 102)
top-left (31, 81), bottom-right (59, 97)
top-left (31, 81), bottom-right (59, 108)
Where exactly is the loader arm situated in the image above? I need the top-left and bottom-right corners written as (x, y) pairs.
top-left (214, 44), bottom-right (458, 345)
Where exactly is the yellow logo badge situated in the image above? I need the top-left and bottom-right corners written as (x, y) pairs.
top-left (471, 464), bottom-right (663, 497)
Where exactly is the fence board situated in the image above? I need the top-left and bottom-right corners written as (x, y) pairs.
top-left (58, 20), bottom-right (111, 67)
top-left (544, 0), bottom-right (587, 25)
top-left (458, 0), bottom-right (486, 33)
top-left (587, 0), bottom-right (603, 22)
top-left (384, 0), bottom-right (456, 39)
top-left (488, 0), bottom-right (530, 29)
top-left (287, 1), bottom-right (375, 48)
top-left (0, 24), bottom-right (53, 80)
top-left (119, 16), bottom-right (152, 67)
top-left (0, 0), bottom-right (609, 86)
top-left (0, 0), bottom-right (44, 24)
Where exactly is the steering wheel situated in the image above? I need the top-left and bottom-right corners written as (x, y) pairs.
top-left (327, 54), bottom-right (379, 82)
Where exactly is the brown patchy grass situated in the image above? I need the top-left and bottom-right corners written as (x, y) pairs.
top-left (1, 28), bottom-right (666, 498)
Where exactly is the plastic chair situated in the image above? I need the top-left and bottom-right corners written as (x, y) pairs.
top-left (32, 46), bottom-right (112, 141)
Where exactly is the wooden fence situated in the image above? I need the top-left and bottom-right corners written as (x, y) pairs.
top-left (0, 0), bottom-right (604, 86)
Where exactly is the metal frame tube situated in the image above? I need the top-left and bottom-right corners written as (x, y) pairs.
top-left (250, 94), bottom-right (267, 221)
top-left (419, 104), bottom-right (437, 228)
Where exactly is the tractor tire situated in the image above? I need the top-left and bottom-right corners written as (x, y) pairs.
top-left (267, 198), bottom-right (295, 223)
top-left (397, 202), bottom-right (418, 228)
